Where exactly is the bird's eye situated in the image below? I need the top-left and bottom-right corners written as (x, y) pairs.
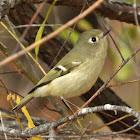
top-left (88, 37), bottom-right (99, 44)
top-left (92, 37), bottom-right (96, 42)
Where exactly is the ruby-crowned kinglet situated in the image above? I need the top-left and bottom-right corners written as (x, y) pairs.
top-left (13, 29), bottom-right (109, 111)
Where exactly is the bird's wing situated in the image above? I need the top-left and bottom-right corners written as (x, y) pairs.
top-left (28, 61), bottom-right (82, 94)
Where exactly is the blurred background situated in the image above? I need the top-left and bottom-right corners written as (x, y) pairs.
top-left (0, 0), bottom-right (140, 133)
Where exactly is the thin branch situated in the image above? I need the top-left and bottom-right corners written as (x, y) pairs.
top-left (133, 0), bottom-right (140, 31)
top-left (0, 111), bottom-right (8, 140)
top-left (78, 121), bottom-right (92, 140)
top-left (0, 105), bottom-right (140, 137)
top-left (81, 45), bottom-right (140, 108)
top-left (93, 111), bottom-right (140, 134)
top-left (0, 42), bottom-right (38, 84)
top-left (0, 0), bottom-right (104, 67)
top-left (16, 0), bottom-right (47, 49)
top-left (1, 0), bottom-right (140, 25)
top-left (0, 79), bottom-right (9, 95)
top-left (49, 0), bottom-right (87, 68)
top-left (0, 71), bottom-right (23, 75)
top-left (86, 0), bottom-right (125, 62)
top-left (107, 79), bottom-right (140, 88)
top-left (0, 24), bottom-right (63, 34)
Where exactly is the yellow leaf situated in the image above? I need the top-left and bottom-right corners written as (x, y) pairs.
top-left (22, 107), bottom-right (43, 140)
top-left (21, 106), bottom-right (35, 128)
top-left (7, 93), bottom-right (15, 101)
top-left (31, 137), bottom-right (43, 140)
top-left (15, 96), bottom-right (42, 139)
top-left (16, 95), bottom-right (21, 104)
top-left (1, 114), bottom-right (16, 120)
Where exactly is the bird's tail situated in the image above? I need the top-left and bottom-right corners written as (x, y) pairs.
top-left (12, 93), bottom-right (34, 111)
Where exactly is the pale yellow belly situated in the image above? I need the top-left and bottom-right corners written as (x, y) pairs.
top-left (34, 59), bottom-right (104, 98)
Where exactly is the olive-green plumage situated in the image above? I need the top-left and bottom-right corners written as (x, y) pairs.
top-left (13, 29), bottom-right (109, 111)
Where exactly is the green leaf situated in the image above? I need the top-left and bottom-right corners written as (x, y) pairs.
top-left (52, 27), bottom-right (80, 45)
top-left (77, 19), bottom-right (93, 31)
top-left (35, 0), bottom-right (58, 59)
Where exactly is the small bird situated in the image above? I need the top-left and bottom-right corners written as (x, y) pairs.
top-left (13, 29), bottom-right (109, 111)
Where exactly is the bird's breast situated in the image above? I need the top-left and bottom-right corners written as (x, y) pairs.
top-left (47, 57), bottom-right (105, 98)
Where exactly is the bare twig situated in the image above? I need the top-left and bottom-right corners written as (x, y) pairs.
top-left (49, 1), bottom-right (87, 68)
top-left (86, 0), bottom-right (125, 61)
top-left (81, 46), bottom-right (140, 108)
top-left (133, 0), bottom-right (140, 31)
top-left (107, 79), bottom-right (140, 88)
top-left (1, 0), bottom-right (140, 25)
top-left (0, 24), bottom-right (63, 33)
top-left (0, 0), bottom-right (104, 67)
top-left (0, 111), bottom-right (8, 140)
top-left (0, 71), bottom-right (23, 74)
top-left (0, 42), bottom-right (38, 84)
top-left (13, 0), bottom-right (47, 54)
top-left (93, 111), bottom-right (140, 134)
top-left (48, 127), bottom-right (56, 140)
top-left (0, 79), bottom-right (9, 94)
top-left (0, 105), bottom-right (140, 137)
top-left (78, 121), bottom-right (92, 140)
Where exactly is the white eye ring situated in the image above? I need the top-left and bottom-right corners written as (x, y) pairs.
top-left (88, 37), bottom-right (99, 44)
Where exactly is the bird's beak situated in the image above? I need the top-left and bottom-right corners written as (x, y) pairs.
top-left (99, 29), bottom-right (110, 39)
top-left (103, 29), bottom-right (110, 37)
